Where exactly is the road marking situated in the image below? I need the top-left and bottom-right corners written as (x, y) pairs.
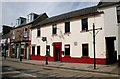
top-left (3, 69), bottom-right (37, 77)
top-left (15, 71), bottom-right (37, 77)
top-left (24, 73), bottom-right (37, 77)
top-left (7, 68), bottom-right (11, 70)
top-left (4, 60), bottom-right (120, 77)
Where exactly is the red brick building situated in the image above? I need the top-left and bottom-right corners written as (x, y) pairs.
top-left (10, 13), bottom-right (48, 59)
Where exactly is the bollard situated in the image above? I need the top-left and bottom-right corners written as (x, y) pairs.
top-left (20, 56), bottom-right (22, 61)
top-left (46, 56), bottom-right (48, 65)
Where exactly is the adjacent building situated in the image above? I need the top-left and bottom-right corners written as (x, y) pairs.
top-left (10, 13), bottom-right (48, 59)
top-left (1, 25), bottom-right (12, 57)
top-left (30, 2), bottom-right (120, 65)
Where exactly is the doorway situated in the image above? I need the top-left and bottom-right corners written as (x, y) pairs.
top-left (25, 44), bottom-right (29, 59)
top-left (53, 42), bottom-right (62, 61)
top-left (106, 37), bottom-right (117, 64)
top-left (16, 44), bottom-right (19, 58)
top-left (55, 46), bottom-right (60, 61)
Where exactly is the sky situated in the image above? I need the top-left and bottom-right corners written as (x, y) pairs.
top-left (0, 0), bottom-right (101, 33)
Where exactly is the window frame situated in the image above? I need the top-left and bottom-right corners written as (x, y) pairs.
top-left (65, 22), bottom-right (70, 33)
top-left (32, 46), bottom-right (35, 55)
top-left (82, 44), bottom-right (89, 56)
top-left (12, 45), bottom-right (15, 55)
top-left (52, 24), bottom-right (57, 35)
top-left (81, 18), bottom-right (88, 31)
top-left (24, 27), bottom-right (28, 37)
top-left (37, 28), bottom-right (41, 37)
top-left (13, 30), bottom-right (15, 39)
top-left (37, 46), bottom-right (40, 55)
top-left (20, 44), bottom-right (24, 56)
top-left (117, 5), bottom-right (120, 23)
top-left (64, 44), bottom-right (70, 56)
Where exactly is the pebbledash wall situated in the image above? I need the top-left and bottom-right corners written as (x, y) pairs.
top-left (31, 13), bottom-right (107, 64)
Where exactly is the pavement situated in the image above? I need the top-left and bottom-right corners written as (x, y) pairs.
top-left (2, 57), bottom-right (120, 75)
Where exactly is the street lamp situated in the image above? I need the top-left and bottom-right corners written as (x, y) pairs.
top-left (87, 23), bottom-right (102, 69)
top-left (42, 37), bottom-right (48, 65)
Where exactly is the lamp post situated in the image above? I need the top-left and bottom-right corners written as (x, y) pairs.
top-left (4, 39), bottom-right (8, 60)
top-left (93, 23), bottom-right (96, 69)
top-left (42, 37), bottom-right (48, 65)
top-left (87, 23), bottom-right (102, 69)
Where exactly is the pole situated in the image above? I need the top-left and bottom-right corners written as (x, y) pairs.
top-left (4, 46), bottom-right (6, 60)
top-left (45, 40), bottom-right (48, 65)
top-left (46, 56), bottom-right (48, 65)
top-left (93, 23), bottom-right (96, 69)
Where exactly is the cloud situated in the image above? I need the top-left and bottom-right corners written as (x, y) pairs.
top-left (1, 2), bottom-right (99, 33)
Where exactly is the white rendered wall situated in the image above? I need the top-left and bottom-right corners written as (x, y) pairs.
top-left (31, 13), bottom-right (106, 59)
top-left (98, 5), bottom-right (119, 59)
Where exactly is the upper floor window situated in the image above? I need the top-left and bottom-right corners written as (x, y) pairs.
top-left (52, 24), bottom-right (57, 34)
top-left (65, 22), bottom-right (70, 33)
top-left (27, 14), bottom-right (33, 23)
top-left (81, 18), bottom-right (88, 31)
top-left (117, 6), bottom-right (120, 23)
top-left (65, 44), bottom-right (70, 56)
top-left (37, 28), bottom-right (41, 37)
top-left (24, 28), bottom-right (28, 37)
top-left (13, 30), bottom-right (15, 39)
top-left (16, 19), bottom-right (21, 26)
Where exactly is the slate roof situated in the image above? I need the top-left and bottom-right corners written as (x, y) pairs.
top-left (32, 6), bottom-right (98, 28)
top-left (2, 25), bottom-right (12, 35)
top-left (97, 1), bottom-right (120, 7)
top-left (2, 32), bottom-right (10, 39)
top-left (13, 13), bottom-right (48, 29)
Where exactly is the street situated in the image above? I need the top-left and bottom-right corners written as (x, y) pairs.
top-left (2, 59), bottom-right (120, 79)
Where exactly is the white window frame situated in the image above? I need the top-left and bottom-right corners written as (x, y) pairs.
top-left (13, 30), bottom-right (15, 39)
top-left (24, 27), bottom-right (28, 37)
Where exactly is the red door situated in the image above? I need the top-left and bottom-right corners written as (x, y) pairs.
top-left (53, 42), bottom-right (62, 61)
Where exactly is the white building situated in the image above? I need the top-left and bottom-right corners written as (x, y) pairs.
top-left (30, 2), bottom-right (120, 65)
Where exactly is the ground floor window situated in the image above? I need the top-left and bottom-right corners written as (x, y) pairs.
top-left (46, 45), bottom-right (50, 55)
top-left (32, 46), bottom-right (35, 55)
top-left (37, 46), bottom-right (40, 55)
top-left (82, 44), bottom-right (89, 56)
top-left (65, 45), bottom-right (70, 56)
top-left (21, 44), bottom-right (24, 55)
top-left (12, 45), bottom-right (15, 55)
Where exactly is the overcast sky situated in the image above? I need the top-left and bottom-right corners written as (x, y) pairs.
top-left (0, 1), bottom-right (100, 33)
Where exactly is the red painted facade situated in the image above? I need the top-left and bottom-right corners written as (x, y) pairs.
top-left (30, 55), bottom-right (106, 64)
top-left (53, 42), bottom-right (62, 61)
top-left (30, 42), bottom-right (106, 65)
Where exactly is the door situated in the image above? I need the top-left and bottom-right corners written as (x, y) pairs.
top-left (25, 44), bottom-right (29, 60)
top-left (55, 47), bottom-right (60, 61)
top-left (26, 46), bottom-right (29, 59)
top-left (16, 46), bottom-right (19, 58)
top-left (53, 42), bottom-right (62, 61)
top-left (106, 37), bottom-right (117, 64)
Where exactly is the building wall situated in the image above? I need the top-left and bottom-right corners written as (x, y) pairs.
top-left (10, 24), bottom-right (31, 59)
top-left (118, 24), bottom-right (120, 64)
top-left (10, 24), bottom-right (31, 43)
top-left (31, 13), bottom-right (106, 64)
top-left (98, 4), bottom-right (119, 60)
